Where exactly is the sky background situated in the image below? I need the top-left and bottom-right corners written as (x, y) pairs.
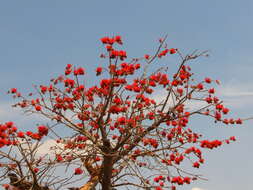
top-left (0, 1), bottom-right (253, 190)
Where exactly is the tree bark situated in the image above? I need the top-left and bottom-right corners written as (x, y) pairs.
top-left (101, 155), bottom-right (113, 190)
top-left (100, 138), bottom-right (113, 190)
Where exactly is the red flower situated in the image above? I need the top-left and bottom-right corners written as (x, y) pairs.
top-left (32, 133), bottom-right (42, 140)
top-left (35, 105), bottom-right (42, 111)
top-left (6, 121), bottom-right (14, 128)
top-left (11, 126), bottom-right (17, 132)
top-left (144, 54), bottom-right (150, 59)
top-left (236, 118), bottom-right (242, 124)
top-left (169, 48), bottom-right (177, 54)
top-left (158, 49), bottom-right (169, 58)
top-left (112, 135), bottom-right (117, 139)
top-left (74, 67), bottom-right (85, 75)
top-left (159, 181), bottom-right (164, 186)
top-left (154, 177), bottom-right (159, 183)
top-left (65, 69), bottom-right (72, 75)
top-left (40, 86), bottom-right (47, 94)
top-left (2, 184), bottom-right (10, 189)
top-left (215, 111), bottom-right (221, 120)
top-left (108, 38), bottom-right (115, 45)
top-left (205, 77), bottom-right (212, 83)
top-left (135, 64), bottom-right (140, 70)
top-left (183, 177), bottom-right (191, 184)
top-left (100, 36), bottom-right (109, 44)
top-left (66, 64), bottom-right (72, 69)
top-left (119, 50), bottom-right (127, 60)
top-left (26, 131), bottom-right (33, 136)
top-left (34, 168), bottom-right (39, 173)
top-left (10, 88), bottom-right (17, 94)
top-left (96, 67), bottom-right (103, 76)
top-left (114, 35), bottom-right (123, 45)
top-left (56, 155), bottom-right (63, 162)
top-left (193, 162), bottom-right (200, 168)
top-left (95, 156), bottom-right (101, 161)
top-left (38, 125), bottom-right (49, 136)
top-left (74, 167), bottom-right (83, 175)
top-left (197, 83), bottom-right (204, 90)
top-left (158, 175), bottom-right (164, 180)
top-left (106, 45), bottom-right (113, 51)
top-left (205, 97), bottom-right (212, 103)
top-left (208, 88), bottom-right (215, 94)
top-left (110, 50), bottom-right (118, 59)
top-left (0, 138), bottom-right (8, 148)
top-left (117, 117), bottom-right (126, 124)
top-left (17, 131), bottom-right (25, 138)
top-left (31, 133), bottom-right (42, 140)
top-left (222, 108), bottom-right (229, 114)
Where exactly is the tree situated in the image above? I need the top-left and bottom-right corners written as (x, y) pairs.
top-left (0, 35), bottom-right (243, 190)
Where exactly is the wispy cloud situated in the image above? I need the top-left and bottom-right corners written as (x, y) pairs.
top-left (0, 101), bottom-right (19, 122)
top-left (0, 100), bottom-right (78, 131)
top-left (216, 82), bottom-right (253, 108)
top-left (0, 101), bottom-right (48, 125)
top-left (217, 83), bottom-right (253, 97)
top-left (35, 138), bottom-right (98, 159)
top-left (151, 89), bottom-right (210, 112)
top-left (35, 139), bottom-right (62, 157)
top-left (151, 81), bottom-right (253, 110)
top-left (191, 187), bottom-right (206, 190)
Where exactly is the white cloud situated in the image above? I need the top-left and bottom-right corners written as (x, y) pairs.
top-left (216, 83), bottom-right (253, 108)
top-left (35, 139), bottom-right (62, 157)
top-left (34, 138), bottom-right (100, 159)
top-left (7, 139), bottom-right (62, 159)
top-left (217, 84), bottom-right (253, 97)
top-left (0, 101), bottom-right (20, 122)
top-left (0, 100), bottom-right (50, 125)
top-left (151, 89), bottom-right (209, 112)
top-left (191, 187), bottom-right (206, 190)
top-left (152, 81), bottom-right (253, 109)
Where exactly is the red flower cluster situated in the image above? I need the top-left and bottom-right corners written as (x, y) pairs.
top-left (142, 138), bottom-right (158, 148)
top-left (38, 125), bottom-right (48, 136)
top-left (40, 85), bottom-right (48, 94)
top-left (65, 64), bottom-right (72, 75)
top-left (158, 48), bottom-right (177, 58)
top-left (200, 139), bottom-right (222, 149)
top-left (33, 167), bottom-right (39, 173)
top-left (0, 122), bottom-right (16, 148)
top-left (56, 155), bottom-right (63, 162)
top-left (96, 67), bottom-right (103, 76)
top-left (100, 36), bottom-right (127, 60)
top-left (74, 67), bottom-right (85, 75)
top-left (35, 105), bottom-right (42, 111)
top-left (171, 176), bottom-right (191, 185)
top-left (100, 36), bottom-right (122, 45)
top-left (74, 167), bottom-right (83, 175)
top-left (10, 88), bottom-right (17, 94)
top-left (154, 176), bottom-right (165, 187)
top-left (110, 50), bottom-right (127, 60)
top-left (17, 131), bottom-right (25, 138)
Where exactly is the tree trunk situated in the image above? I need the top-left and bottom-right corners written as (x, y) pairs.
top-left (101, 156), bottom-right (113, 190)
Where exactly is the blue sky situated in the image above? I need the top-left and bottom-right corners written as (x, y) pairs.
top-left (0, 1), bottom-right (253, 190)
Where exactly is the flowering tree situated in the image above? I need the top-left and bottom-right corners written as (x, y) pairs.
top-left (0, 35), bottom-right (243, 190)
